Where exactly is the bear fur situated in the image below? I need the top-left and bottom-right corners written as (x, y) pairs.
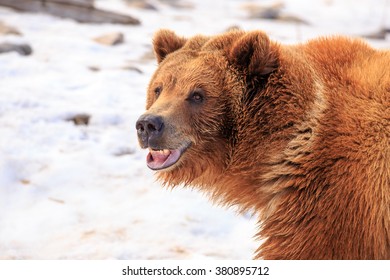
top-left (136, 29), bottom-right (390, 259)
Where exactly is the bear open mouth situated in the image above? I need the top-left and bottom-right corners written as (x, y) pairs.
top-left (146, 148), bottom-right (183, 170)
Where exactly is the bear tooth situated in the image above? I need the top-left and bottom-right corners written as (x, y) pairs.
top-left (149, 149), bottom-right (170, 155)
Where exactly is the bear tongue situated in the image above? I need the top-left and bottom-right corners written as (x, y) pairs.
top-left (147, 149), bottom-right (181, 170)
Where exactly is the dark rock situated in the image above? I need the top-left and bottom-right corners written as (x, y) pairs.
top-left (243, 2), bottom-right (308, 24)
top-left (121, 65), bottom-right (143, 73)
top-left (124, 0), bottom-right (158, 11)
top-left (93, 32), bottom-right (124, 46)
top-left (66, 114), bottom-right (91, 126)
top-left (277, 14), bottom-right (309, 24)
top-left (242, 2), bottom-right (283, 20)
top-left (159, 0), bottom-right (193, 9)
top-left (88, 65), bottom-right (101, 72)
top-left (0, 43), bottom-right (32, 55)
top-left (0, 0), bottom-right (140, 25)
top-left (113, 147), bottom-right (135, 156)
top-left (364, 28), bottom-right (387, 40)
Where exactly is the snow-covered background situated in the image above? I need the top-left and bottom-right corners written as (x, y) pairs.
top-left (0, 0), bottom-right (389, 259)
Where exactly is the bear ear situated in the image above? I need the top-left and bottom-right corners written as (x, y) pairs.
top-left (153, 29), bottom-right (187, 63)
top-left (228, 31), bottom-right (278, 76)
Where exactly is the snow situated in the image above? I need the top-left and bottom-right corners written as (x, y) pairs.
top-left (0, 0), bottom-right (389, 259)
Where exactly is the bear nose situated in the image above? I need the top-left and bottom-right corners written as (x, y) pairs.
top-left (136, 114), bottom-right (164, 146)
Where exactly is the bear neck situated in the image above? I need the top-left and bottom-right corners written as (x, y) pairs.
top-left (216, 45), bottom-right (323, 212)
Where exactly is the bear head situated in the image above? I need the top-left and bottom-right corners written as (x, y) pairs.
top-left (136, 29), bottom-right (279, 186)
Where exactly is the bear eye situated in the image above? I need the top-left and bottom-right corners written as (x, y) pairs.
top-left (154, 86), bottom-right (162, 98)
top-left (188, 88), bottom-right (205, 104)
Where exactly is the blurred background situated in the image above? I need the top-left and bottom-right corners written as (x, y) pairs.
top-left (0, 0), bottom-right (389, 259)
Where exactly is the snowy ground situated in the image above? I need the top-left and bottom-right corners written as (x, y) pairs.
top-left (0, 0), bottom-right (389, 260)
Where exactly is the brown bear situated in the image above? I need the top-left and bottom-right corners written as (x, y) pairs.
top-left (136, 29), bottom-right (390, 259)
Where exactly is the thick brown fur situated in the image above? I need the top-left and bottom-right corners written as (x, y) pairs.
top-left (139, 29), bottom-right (390, 259)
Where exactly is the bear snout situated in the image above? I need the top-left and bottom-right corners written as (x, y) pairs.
top-left (136, 114), bottom-right (164, 148)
